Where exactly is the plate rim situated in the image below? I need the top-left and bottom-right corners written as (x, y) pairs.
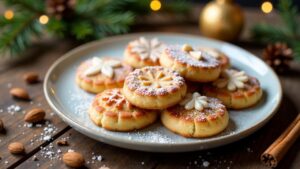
top-left (43, 32), bottom-right (282, 151)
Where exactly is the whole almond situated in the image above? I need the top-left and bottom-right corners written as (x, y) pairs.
top-left (10, 88), bottom-right (30, 100)
top-left (24, 108), bottom-right (45, 123)
top-left (8, 142), bottom-right (25, 154)
top-left (63, 152), bottom-right (85, 168)
top-left (23, 72), bottom-right (39, 84)
top-left (0, 119), bottom-right (4, 132)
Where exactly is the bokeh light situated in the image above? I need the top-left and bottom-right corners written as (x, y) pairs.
top-left (39, 15), bottom-right (49, 25)
top-left (4, 10), bottom-right (14, 20)
top-left (150, 0), bottom-right (161, 11)
top-left (261, 1), bottom-right (273, 14)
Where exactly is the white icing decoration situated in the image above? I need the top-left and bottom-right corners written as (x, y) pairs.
top-left (180, 92), bottom-right (208, 111)
top-left (130, 37), bottom-right (164, 62)
top-left (213, 69), bottom-right (249, 91)
top-left (198, 47), bottom-right (220, 59)
top-left (83, 57), bottom-right (121, 78)
top-left (189, 51), bottom-right (203, 60)
top-left (181, 44), bottom-right (203, 60)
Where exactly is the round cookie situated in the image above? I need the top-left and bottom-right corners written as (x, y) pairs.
top-left (202, 69), bottom-right (263, 109)
top-left (124, 37), bottom-right (165, 68)
top-left (197, 46), bottom-right (230, 69)
top-left (89, 88), bottom-right (157, 131)
top-left (161, 92), bottom-right (229, 138)
top-left (76, 57), bottom-right (133, 94)
top-left (123, 66), bottom-right (187, 110)
top-left (160, 44), bottom-right (222, 82)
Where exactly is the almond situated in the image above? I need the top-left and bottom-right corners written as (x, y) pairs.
top-left (56, 139), bottom-right (69, 146)
top-left (8, 142), bottom-right (25, 154)
top-left (23, 72), bottom-right (39, 84)
top-left (63, 152), bottom-right (85, 168)
top-left (10, 88), bottom-right (30, 100)
top-left (24, 108), bottom-right (45, 123)
top-left (0, 119), bottom-right (4, 132)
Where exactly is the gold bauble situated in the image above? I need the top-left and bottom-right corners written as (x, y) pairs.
top-left (199, 0), bottom-right (244, 41)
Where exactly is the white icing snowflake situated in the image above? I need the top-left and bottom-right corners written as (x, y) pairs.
top-left (83, 57), bottom-right (121, 78)
top-left (213, 69), bottom-right (249, 91)
top-left (130, 37), bottom-right (164, 62)
top-left (180, 92), bottom-right (208, 111)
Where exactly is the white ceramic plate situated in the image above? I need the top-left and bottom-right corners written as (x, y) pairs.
top-left (44, 33), bottom-right (282, 152)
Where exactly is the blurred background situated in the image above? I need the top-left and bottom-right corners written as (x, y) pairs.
top-left (0, 0), bottom-right (299, 72)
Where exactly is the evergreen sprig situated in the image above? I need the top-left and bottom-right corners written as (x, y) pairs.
top-left (0, 0), bottom-right (190, 58)
top-left (251, 0), bottom-right (300, 60)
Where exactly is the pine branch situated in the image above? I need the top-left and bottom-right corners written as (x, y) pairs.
top-left (4, 0), bottom-right (44, 14)
top-left (251, 24), bottom-right (289, 44)
top-left (163, 0), bottom-right (191, 13)
top-left (0, 13), bottom-right (42, 57)
top-left (291, 41), bottom-right (300, 61)
top-left (278, 0), bottom-right (298, 36)
top-left (251, 0), bottom-right (300, 60)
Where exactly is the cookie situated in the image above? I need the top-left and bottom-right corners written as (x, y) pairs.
top-left (124, 37), bottom-right (165, 68)
top-left (202, 69), bottom-right (263, 109)
top-left (160, 44), bottom-right (222, 82)
top-left (197, 46), bottom-right (230, 69)
top-left (123, 66), bottom-right (187, 109)
top-left (161, 92), bottom-right (229, 138)
top-left (76, 57), bottom-right (133, 93)
top-left (89, 89), bottom-right (157, 131)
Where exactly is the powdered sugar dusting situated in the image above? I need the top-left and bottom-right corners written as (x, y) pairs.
top-left (128, 130), bottom-right (175, 144)
top-left (125, 66), bottom-right (186, 96)
top-left (165, 45), bottom-right (220, 68)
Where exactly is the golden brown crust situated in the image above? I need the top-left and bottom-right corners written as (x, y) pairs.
top-left (89, 89), bottom-right (157, 131)
top-left (76, 58), bottom-right (133, 93)
top-left (161, 97), bottom-right (229, 138)
top-left (202, 76), bottom-right (263, 109)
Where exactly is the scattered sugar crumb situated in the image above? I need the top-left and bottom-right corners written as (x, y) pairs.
top-left (203, 161), bottom-right (210, 167)
top-left (6, 104), bottom-right (22, 115)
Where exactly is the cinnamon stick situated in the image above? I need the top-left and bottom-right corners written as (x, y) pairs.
top-left (261, 114), bottom-right (300, 168)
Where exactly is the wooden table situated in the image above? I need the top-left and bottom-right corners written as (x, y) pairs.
top-left (0, 7), bottom-right (299, 169)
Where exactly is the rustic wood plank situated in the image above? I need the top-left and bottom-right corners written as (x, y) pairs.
top-left (0, 40), bottom-right (76, 168)
top-left (15, 89), bottom-right (300, 169)
top-left (17, 129), bottom-right (158, 169)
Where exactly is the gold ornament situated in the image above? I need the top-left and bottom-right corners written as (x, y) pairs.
top-left (199, 0), bottom-right (244, 41)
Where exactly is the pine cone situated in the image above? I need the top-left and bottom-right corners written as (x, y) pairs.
top-left (262, 42), bottom-right (293, 73)
top-left (46, 0), bottom-right (76, 20)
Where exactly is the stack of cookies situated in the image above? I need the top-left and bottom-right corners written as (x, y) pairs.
top-left (75, 37), bottom-right (263, 138)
